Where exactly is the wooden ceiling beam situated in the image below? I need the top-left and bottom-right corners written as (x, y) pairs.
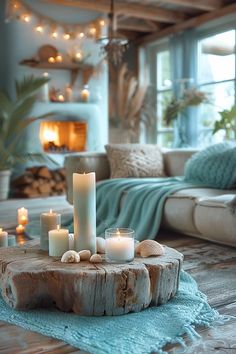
top-left (118, 19), bottom-right (159, 32)
top-left (137, 2), bottom-right (236, 45)
top-left (160, 0), bottom-right (222, 11)
top-left (42, 0), bottom-right (185, 23)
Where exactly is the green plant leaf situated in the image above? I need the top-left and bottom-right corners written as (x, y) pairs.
top-left (16, 75), bottom-right (50, 102)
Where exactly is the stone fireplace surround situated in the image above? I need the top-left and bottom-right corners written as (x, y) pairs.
top-left (20, 102), bottom-right (106, 170)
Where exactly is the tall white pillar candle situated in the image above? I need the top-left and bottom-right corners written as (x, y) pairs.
top-left (49, 226), bottom-right (69, 257)
top-left (0, 228), bottom-right (8, 248)
top-left (73, 172), bottom-right (96, 253)
top-left (40, 209), bottom-right (61, 251)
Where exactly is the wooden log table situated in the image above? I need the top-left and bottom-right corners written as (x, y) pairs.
top-left (0, 241), bottom-right (183, 316)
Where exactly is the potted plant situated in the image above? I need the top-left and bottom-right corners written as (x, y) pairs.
top-left (213, 104), bottom-right (236, 141)
top-left (0, 75), bottom-right (54, 200)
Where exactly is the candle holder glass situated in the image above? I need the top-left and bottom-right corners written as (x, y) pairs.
top-left (105, 228), bottom-right (135, 263)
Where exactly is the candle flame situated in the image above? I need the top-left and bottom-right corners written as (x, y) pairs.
top-left (50, 209), bottom-right (52, 213)
top-left (57, 225), bottom-right (60, 231)
top-left (21, 207), bottom-right (25, 211)
top-left (0, 228), bottom-right (2, 233)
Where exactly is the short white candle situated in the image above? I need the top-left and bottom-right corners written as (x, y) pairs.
top-left (0, 228), bottom-right (8, 248)
top-left (40, 209), bottom-right (61, 251)
top-left (16, 224), bottom-right (25, 234)
top-left (49, 225), bottom-right (69, 257)
top-left (73, 172), bottom-right (96, 253)
top-left (81, 86), bottom-right (90, 102)
top-left (17, 207), bottom-right (28, 226)
top-left (105, 228), bottom-right (135, 263)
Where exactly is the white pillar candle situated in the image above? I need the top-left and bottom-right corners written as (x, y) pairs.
top-left (17, 207), bottom-right (28, 225)
top-left (49, 225), bottom-right (69, 257)
top-left (41, 72), bottom-right (49, 102)
top-left (105, 228), bottom-right (135, 263)
top-left (40, 209), bottom-right (61, 251)
top-left (73, 172), bottom-right (96, 253)
top-left (0, 228), bottom-right (8, 248)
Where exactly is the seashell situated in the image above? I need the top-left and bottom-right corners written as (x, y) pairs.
top-left (61, 250), bottom-right (80, 263)
top-left (78, 250), bottom-right (91, 261)
top-left (90, 254), bottom-right (102, 263)
top-left (135, 240), bottom-right (165, 258)
top-left (96, 237), bottom-right (105, 254)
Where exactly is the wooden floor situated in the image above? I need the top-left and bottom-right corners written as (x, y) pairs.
top-left (0, 197), bottom-right (236, 353)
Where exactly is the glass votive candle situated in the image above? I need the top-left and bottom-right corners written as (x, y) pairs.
top-left (105, 228), bottom-right (135, 263)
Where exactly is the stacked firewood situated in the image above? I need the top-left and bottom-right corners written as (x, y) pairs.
top-left (11, 166), bottom-right (66, 198)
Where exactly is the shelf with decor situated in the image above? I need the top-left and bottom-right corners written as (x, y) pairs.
top-left (20, 60), bottom-right (94, 88)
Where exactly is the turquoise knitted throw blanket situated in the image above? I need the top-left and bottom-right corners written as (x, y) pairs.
top-left (94, 177), bottom-right (202, 239)
top-left (0, 271), bottom-right (219, 354)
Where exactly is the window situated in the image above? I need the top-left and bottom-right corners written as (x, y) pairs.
top-left (156, 49), bottom-right (173, 147)
top-left (197, 29), bottom-right (236, 145)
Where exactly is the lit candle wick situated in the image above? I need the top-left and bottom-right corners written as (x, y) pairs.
top-left (0, 228), bottom-right (2, 233)
top-left (50, 209), bottom-right (52, 214)
top-left (57, 225), bottom-right (60, 231)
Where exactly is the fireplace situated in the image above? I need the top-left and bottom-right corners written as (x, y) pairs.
top-left (40, 121), bottom-right (87, 153)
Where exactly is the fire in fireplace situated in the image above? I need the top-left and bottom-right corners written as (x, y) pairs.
top-left (40, 121), bottom-right (87, 153)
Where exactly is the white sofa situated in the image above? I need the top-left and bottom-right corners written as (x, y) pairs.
top-left (65, 149), bottom-right (236, 247)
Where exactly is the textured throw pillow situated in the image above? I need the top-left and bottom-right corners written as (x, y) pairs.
top-left (105, 144), bottom-right (165, 178)
top-left (184, 142), bottom-right (236, 189)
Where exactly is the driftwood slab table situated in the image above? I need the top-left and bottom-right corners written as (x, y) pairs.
top-left (0, 240), bottom-right (183, 316)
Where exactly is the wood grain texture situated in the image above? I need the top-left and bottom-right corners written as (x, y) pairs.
top-left (0, 241), bottom-right (182, 316)
top-left (0, 229), bottom-right (235, 353)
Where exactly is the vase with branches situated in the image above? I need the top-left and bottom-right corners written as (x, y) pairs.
top-left (110, 63), bottom-right (156, 143)
top-left (163, 88), bottom-right (208, 146)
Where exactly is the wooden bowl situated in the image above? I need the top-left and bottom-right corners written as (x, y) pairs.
top-left (38, 45), bottom-right (58, 62)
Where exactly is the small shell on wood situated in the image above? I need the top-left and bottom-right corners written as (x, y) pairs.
top-left (79, 250), bottom-right (91, 261)
top-left (96, 237), bottom-right (105, 254)
top-left (136, 240), bottom-right (165, 258)
top-left (90, 254), bottom-right (103, 263)
top-left (61, 250), bottom-right (80, 263)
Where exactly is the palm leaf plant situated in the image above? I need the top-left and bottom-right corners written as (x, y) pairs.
top-left (0, 75), bottom-right (55, 171)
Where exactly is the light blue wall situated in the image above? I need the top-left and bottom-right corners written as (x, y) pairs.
top-left (0, 0), bottom-right (108, 147)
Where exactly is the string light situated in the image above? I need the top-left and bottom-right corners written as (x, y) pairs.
top-left (78, 32), bottom-right (84, 39)
top-left (51, 30), bottom-right (58, 39)
top-left (48, 57), bottom-right (56, 64)
top-left (8, 1), bottom-right (107, 42)
top-left (22, 13), bottom-right (31, 23)
top-left (90, 27), bottom-right (97, 36)
top-left (35, 24), bottom-right (43, 33)
top-left (63, 33), bottom-right (71, 40)
top-left (99, 20), bottom-right (105, 27)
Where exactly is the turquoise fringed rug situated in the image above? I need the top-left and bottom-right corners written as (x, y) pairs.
top-left (0, 271), bottom-right (219, 354)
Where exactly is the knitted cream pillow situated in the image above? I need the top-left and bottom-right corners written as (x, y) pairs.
top-left (105, 144), bottom-right (165, 178)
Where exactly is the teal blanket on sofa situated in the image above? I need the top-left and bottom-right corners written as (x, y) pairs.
top-left (95, 177), bottom-right (201, 240)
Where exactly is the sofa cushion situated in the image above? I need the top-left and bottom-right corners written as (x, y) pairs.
top-left (105, 144), bottom-right (165, 178)
top-left (194, 195), bottom-right (236, 247)
top-left (184, 142), bottom-right (236, 188)
top-left (162, 188), bottom-right (235, 236)
top-left (163, 149), bottom-right (198, 177)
